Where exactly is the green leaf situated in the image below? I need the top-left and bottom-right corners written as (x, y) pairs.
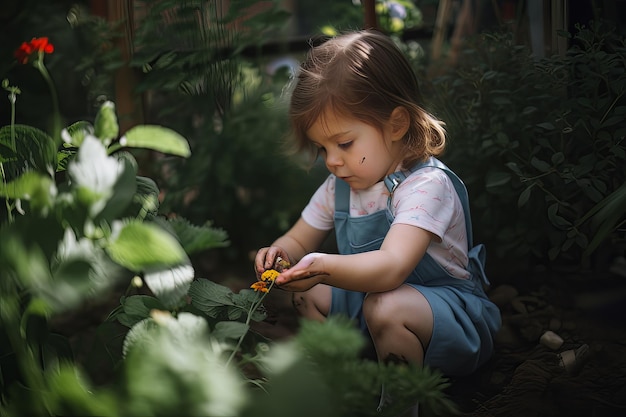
top-left (94, 101), bottom-right (119, 145)
top-left (115, 295), bottom-right (166, 328)
top-left (188, 279), bottom-right (236, 318)
top-left (0, 171), bottom-right (53, 200)
top-left (536, 122), bottom-right (555, 130)
top-left (106, 221), bottom-right (188, 272)
top-left (122, 318), bottom-right (158, 357)
top-left (547, 203), bottom-right (571, 228)
top-left (62, 121), bottom-right (94, 148)
top-left (518, 185), bottom-right (533, 207)
top-left (530, 157), bottom-right (551, 172)
top-left (505, 162), bottom-right (522, 176)
top-left (583, 182), bottom-right (626, 256)
top-left (143, 263), bottom-right (195, 309)
top-left (0, 124), bottom-right (57, 177)
top-left (94, 156), bottom-right (138, 222)
top-left (167, 218), bottom-right (229, 255)
top-left (485, 171), bottom-right (511, 188)
top-left (551, 152), bottom-right (565, 165)
top-left (212, 321), bottom-right (249, 341)
top-left (121, 125), bottom-right (190, 157)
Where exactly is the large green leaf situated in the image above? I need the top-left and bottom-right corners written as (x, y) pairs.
top-left (0, 171), bottom-right (52, 199)
top-left (106, 221), bottom-right (188, 272)
top-left (583, 182), bottom-right (626, 256)
top-left (0, 125), bottom-right (57, 178)
top-left (188, 279), bottom-right (236, 318)
top-left (143, 263), bottom-right (195, 309)
top-left (120, 125), bottom-right (190, 157)
top-left (166, 218), bottom-right (229, 254)
top-left (113, 295), bottom-right (166, 328)
top-left (212, 321), bottom-right (249, 341)
top-left (95, 156), bottom-right (138, 222)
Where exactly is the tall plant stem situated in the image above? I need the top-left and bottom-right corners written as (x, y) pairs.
top-left (225, 282), bottom-right (275, 367)
top-left (35, 56), bottom-right (61, 144)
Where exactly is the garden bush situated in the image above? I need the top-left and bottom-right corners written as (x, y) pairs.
top-left (428, 20), bottom-right (626, 272)
top-left (0, 31), bottom-right (455, 415)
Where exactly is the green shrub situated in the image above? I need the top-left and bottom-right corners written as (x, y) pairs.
top-left (429, 21), bottom-right (626, 270)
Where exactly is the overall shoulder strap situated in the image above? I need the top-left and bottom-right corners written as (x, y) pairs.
top-left (334, 176), bottom-right (350, 214)
top-left (384, 158), bottom-right (475, 248)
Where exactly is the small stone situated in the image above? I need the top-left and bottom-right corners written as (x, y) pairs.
top-left (558, 344), bottom-right (590, 374)
top-left (540, 330), bottom-right (564, 350)
top-left (489, 284), bottom-right (519, 307)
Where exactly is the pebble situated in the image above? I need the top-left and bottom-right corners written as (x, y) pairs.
top-left (489, 284), bottom-right (519, 307)
top-left (539, 330), bottom-right (564, 349)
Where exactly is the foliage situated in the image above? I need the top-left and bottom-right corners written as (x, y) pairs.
top-left (1, 34), bottom-right (455, 415)
top-left (124, 0), bottom-right (327, 259)
top-left (301, 0), bottom-right (423, 37)
top-left (0, 98), bottom-right (230, 414)
top-left (429, 21), bottom-right (626, 269)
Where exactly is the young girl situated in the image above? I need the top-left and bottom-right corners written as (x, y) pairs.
top-left (255, 30), bottom-right (501, 377)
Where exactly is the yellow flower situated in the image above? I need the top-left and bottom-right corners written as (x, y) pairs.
top-left (261, 269), bottom-right (279, 282)
top-left (250, 281), bottom-right (269, 293)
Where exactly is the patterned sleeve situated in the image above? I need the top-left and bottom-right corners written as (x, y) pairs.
top-left (301, 174), bottom-right (336, 231)
top-left (390, 168), bottom-right (459, 241)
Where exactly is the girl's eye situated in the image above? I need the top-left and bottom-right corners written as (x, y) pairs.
top-left (338, 141), bottom-right (353, 149)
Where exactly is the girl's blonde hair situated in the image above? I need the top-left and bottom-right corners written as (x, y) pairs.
top-left (289, 30), bottom-right (446, 168)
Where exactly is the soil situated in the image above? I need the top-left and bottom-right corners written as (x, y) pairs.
top-left (52, 257), bottom-right (626, 417)
top-left (232, 259), bottom-right (626, 417)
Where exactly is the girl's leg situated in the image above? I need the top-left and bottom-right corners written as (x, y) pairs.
top-left (362, 284), bottom-right (433, 365)
top-left (291, 283), bottom-right (332, 322)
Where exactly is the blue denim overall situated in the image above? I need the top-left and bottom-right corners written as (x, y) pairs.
top-left (329, 158), bottom-right (501, 376)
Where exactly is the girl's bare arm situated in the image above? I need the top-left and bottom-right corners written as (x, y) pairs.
top-left (275, 223), bottom-right (434, 293)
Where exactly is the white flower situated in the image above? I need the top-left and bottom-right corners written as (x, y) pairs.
top-left (68, 135), bottom-right (124, 216)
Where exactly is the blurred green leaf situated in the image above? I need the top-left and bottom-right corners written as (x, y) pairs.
top-left (106, 221), bottom-right (188, 272)
top-left (121, 125), bottom-right (191, 157)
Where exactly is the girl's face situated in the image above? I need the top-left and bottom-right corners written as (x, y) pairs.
top-left (306, 109), bottom-right (406, 190)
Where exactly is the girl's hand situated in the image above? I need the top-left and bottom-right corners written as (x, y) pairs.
top-left (254, 246), bottom-right (291, 277)
top-left (275, 252), bottom-right (328, 289)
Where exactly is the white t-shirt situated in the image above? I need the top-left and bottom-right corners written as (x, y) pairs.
top-left (301, 166), bottom-right (470, 279)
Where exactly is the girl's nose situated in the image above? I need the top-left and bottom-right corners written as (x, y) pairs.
top-left (325, 150), bottom-right (343, 168)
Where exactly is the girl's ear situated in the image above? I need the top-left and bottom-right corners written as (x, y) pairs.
top-left (388, 106), bottom-right (410, 142)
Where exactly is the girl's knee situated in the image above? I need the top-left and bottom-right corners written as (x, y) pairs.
top-left (362, 291), bottom-right (396, 329)
top-left (291, 285), bottom-right (331, 322)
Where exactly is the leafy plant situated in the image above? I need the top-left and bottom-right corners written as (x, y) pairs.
top-left (0, 30), bottom-right (458, 417)
top-left (124, 0), bottom-right (327, 259)
top-left (429, 21), bottom-right (626, 269)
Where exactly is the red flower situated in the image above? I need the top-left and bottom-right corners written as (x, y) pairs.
top-left (15, 37), bottom-right (54, 64)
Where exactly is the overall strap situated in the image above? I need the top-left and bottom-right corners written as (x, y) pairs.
top-left (384, 158), bottom-right (475, 249)
top-left (335, 176), bottom-right (351, 214)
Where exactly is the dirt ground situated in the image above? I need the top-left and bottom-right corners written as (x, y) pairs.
top-left (54, 255), bottom-right (626, 417)
top-left (227, 258), bottom-right (626, 417)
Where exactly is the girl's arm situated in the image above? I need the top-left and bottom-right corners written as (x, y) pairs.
top-left (275, 223), bottom-right (434, 293)
top-left (255, 217), bottom-right (330, 276)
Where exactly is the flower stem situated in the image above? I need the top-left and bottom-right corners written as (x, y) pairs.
top-left (225, 281), bottom-right (275, 367)
top-left (35, 54), bottom-right (61, 144)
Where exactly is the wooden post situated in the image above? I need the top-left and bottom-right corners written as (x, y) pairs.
top-left (91, 0), bottom-right (143, 134)
top-left (551, 0), bottom-right (569, 57)
top-left (431, 0), bottom-right (452, 60)
top-left (363, 0), bottom-right (379, 30)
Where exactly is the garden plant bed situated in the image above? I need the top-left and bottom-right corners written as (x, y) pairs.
top-left (50, 259), bottom-right (626, 417)
top-left (247, 263), bottom-right (626, 417)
